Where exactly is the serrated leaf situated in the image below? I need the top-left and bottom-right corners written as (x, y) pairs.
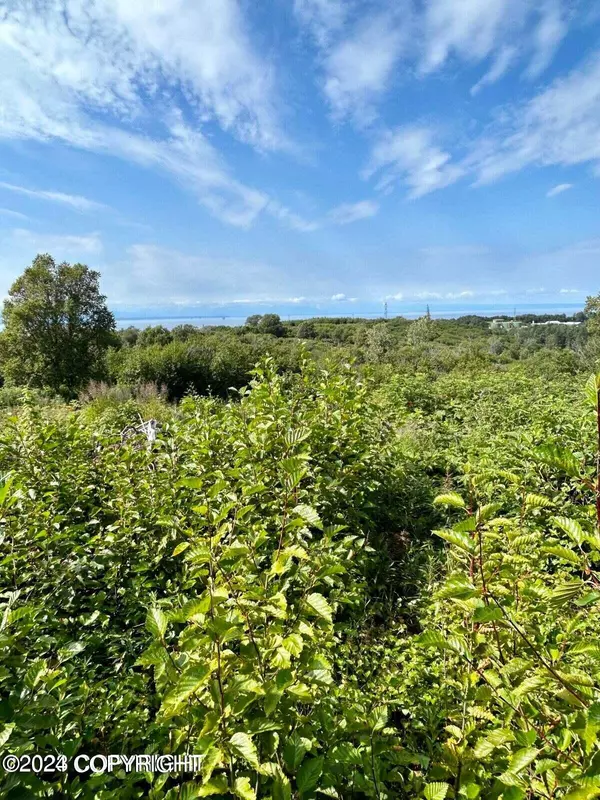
top-left (473, 605), bottom-right (503, 623)
top-left (525, 494), bottom-right (553, 510)
top-left (553, 517), bottom-right (586, 546)
top-left (233, 777), bottom-right (256, 800)
top-left (575, 591), bottom-right (600, 607)
top-left (424, 782), bottom-right (450, 800)
top-left (433, 493), bottom-right (465, 508)
top-left (297, 756), bottom-right (323, 796)
top-left (507, 747), bottom-right (539, 775)
top-left (146, 607), bottom-right (167, 638)
top-left (305, 593), bottom-right (332, 623)
top-left (0, 723), bottom-right (15, 747)
top-left (416, 630), bottom-right (450, 650)
top-left (230, 732), bottom-right (259, 769)
top-left (543, 544), bottom-right (580, 565)
top-left (293, 504), bottom-right (323, 530)
top-left (584, 374), bottom-right (600, 410)
top-left (283, 732), bottom-right (309, 772)
top-left (168, 663), bottom-right (212, 705)
top-left (434, 529), bottom-right (475, 553)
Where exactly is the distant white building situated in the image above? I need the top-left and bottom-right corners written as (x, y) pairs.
top-left (489, 319), bottom-right (522, 330)
top-left (490, 319), bottom-right (581, 330)
top-left (530, 321), bottom-right (581, 326)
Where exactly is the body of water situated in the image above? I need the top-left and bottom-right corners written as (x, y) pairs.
top-left (114, 303), bottom-right (583, 330)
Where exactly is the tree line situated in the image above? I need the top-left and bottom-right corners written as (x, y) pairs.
top-left (0, 254), bottom-right (597, 401)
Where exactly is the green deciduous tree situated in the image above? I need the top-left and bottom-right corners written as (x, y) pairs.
top-left (585, 293), bottom-right (600, 338)
top-left (258, 313), bottom-right (285, 337)
top-left (0, 254), bottom-right (116, 395)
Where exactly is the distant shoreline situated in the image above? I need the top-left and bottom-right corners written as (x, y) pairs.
top-left (113, 303), bottom-right (584, 329)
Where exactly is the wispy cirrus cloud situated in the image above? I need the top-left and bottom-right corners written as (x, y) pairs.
top-left (467, 51), bottom-right (600, 185)
top-left (11, 228), bottom-right (103, 256)
top-left (364, 49), bottom-right (600, 199)
top-left (0, 207), bottom-right (29, 221)
top-left (0, 0), bottom-right (292, 229)
top-left (327, 200), bottom-right (379, 225)
top-left (420, 0), bottom-right (567, 83)
top-left (546, 182), bottom-right (573, 197)
top-left (363, 126), bottom-right (464, 198)
top-left (294, 0), bottom-right (346, 46)
top-left (0, 181), bottom-right (107, 212)
top-left (0, 0), bottom-right (284, 150)
top-left (322, 11), bottom-right (408, 122)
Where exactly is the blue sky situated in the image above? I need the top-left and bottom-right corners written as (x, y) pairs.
top-left (0, 0), bottom-right (599, 317)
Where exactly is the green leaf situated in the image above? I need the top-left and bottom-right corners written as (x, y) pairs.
top-left (424, 783), bottom-right (450, 800)
top-left (584, 374), bottom-right (600, 410)
top-left (24, 659), bottom-right (47, 689)
top-left (283, 732), bottom-right (309, 771)
top-left (433, 492), bottom-right (465, 508)
top-left (575, 591), bottom-right (600, 607)
top-left (416, 630), bottom-right (451, 650)
top-left (197, 775), bottom-right (229, 796)
top-left (473, 605), bottom-right (503, 623)
top-left (230, 732), bottom-right (259, 769)
top-left (553, 516), bottom-right (586, 545)
top-left (58, 641), bottom-right (86, 661)
top-left (549, 581), bottom-right (584, 607)
top-left (293, 504), bottom-right (323, 530)
top-left (543, 544), bottom-right (580, 564)
top-left (305, 593), bottom-right (332, 623)
top-left (172, 541), bottom-right (191, 556)
top-left (233, 777), bottom-right (256, 800)
top-left (433, 529), bottom-right (475, 553)
top-left (169, 663), bottom-right (212, 704)
top-left (296, 756), bottom-right (323, 796)
top-left (146, 606), bottom-right (167, 638)
top-left (0, 723), bottom-right (15, 747)
top-left (507, 747), bottom-right (539, 775)
top-left (525, 493), bottom-right (554, 510)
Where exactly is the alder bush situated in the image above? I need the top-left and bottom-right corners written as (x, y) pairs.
top-left (1, 360), bottom-right (600, 798)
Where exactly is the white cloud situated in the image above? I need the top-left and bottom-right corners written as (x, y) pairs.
top-left (0, 207), bottom-right (28, 220)
top-left (364, 126), bottom-right (464, 198)
top-left (526, 0), bottom-right (567, 79)
top-left (385, 292), bottom-right (404, 300)
top-left (331, 293), bottom-right (347, 301)
top-left (0, 0), bottom-right (294, 228)
top-left (99, 244), bottom-right (346, 305)
top-left (421, 0), bottom-right (567, 81)
top-left (546, 182), bottom-right (573, 197)
top-left (268, 198), bottom-right (378, 231)
top-left (0, 0), bottom-right (283, 151)
top-left (11, 228), bottom-right (103, 256)
top-left (468, 51), bottom-right (600, 185)
top-left (323, 12), bottom-right (408, 121)
top-left (365, 50), bottom-right (600, 199)
top-left (471, 46), bottom-right (517, 95)
top-left (294, 0), bottom-right (346, 46)
top-left (559, 288), bottom-right (580, 293)
top-left (107, 244), bottom-right (285, 304)
top-left (327, 200), bottom-right (379, 225)
top-left (446, 290), bottom-right (475, 299)
top-left (267, 202), bottom-right (320, 232)
top-left (0, 181), bottom-right (107, 212)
